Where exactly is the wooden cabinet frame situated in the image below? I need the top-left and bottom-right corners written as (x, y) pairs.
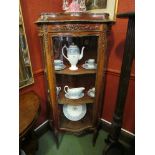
top-left (36, 12), bottom-right (110, 146)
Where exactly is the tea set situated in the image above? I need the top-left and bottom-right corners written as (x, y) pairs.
top-left (54, 42), bottom-right (97, 71)
top-left (56, 85), bottom-right (95, 99)
top-left (62, 86), bottom-right (95, 121)
top-left (55, 43), bottom-right (96, 121)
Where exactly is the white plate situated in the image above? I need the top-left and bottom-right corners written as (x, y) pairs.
top-left (82, 63), bottom-right (97, 70)
top-left (63, 104), bottom-right (87, 121)
top-left (65, 93), bottom-right (84, 99)
top-left (54, 64), bottom-right (66, 71)
top-left (87, 89), bottom-right (95, 98)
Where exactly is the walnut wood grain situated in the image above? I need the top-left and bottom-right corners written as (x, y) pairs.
top-left (19, 91), bottom-right (40, 138)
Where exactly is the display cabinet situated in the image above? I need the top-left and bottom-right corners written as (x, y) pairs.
top-left (36, 12), bottom-right (110, 145)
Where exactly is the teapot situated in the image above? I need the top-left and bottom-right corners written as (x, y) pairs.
top-left (62, 43), bottom-right (85, 70)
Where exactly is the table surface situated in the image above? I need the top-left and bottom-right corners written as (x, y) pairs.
top-left (19, 91), bottom-right (40, 138)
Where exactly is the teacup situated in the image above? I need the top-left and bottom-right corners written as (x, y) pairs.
top-left (85, 59), bottom-right (95, 68)
top-left (56, 86), bottom-right (61, 95)
top-left (88, 87), bottom-right (95, 97)
top-left (64, 85), bottom-right (85, 98)
top-left (54, 59), bottom-right (63, 66)
top-left (91, 87), bottom-right (95, 92)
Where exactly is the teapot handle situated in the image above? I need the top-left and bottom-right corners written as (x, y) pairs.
top-left (62, 45), bottom-right (69, 60)
top-left (64, 85), bottom-right (69, 95)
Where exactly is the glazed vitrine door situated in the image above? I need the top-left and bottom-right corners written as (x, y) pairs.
top-left (48, 32), bottom-right (106, 133)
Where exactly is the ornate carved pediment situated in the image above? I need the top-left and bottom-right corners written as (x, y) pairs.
top-left (49, 24), bottom-right (101, 32)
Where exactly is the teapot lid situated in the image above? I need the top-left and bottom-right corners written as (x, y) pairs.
top-left (69, 42), bottom-right (78, 48)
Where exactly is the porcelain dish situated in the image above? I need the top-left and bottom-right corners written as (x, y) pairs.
top-left (63, 104), bottom-right (87, 121)
top-left (82, 63), bottom-right (97, 70)
top-left (54, 64), bottom-right (66, 71)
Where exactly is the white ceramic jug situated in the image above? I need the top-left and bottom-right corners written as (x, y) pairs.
top-left (62, 43), bottom-right (85, 70)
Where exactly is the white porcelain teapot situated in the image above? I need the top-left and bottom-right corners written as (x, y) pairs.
top-left (62, 43), bottom-right (85, 70)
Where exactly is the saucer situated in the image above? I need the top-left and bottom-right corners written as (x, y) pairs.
top-left (54, 64), bottom-right (66, 71)
top-left (65, 93), bottom-right (84, 99)
top-left (87, 89), bottom-right (95, 98)
top-left (63, 104), bottom-right (87, 121)
top-left (82, 63), bottom-right (97, 70)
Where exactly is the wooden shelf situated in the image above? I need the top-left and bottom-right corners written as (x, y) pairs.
top-left (55, 65), bottom-right (96, 75)
top-left (59, 106), bottom-right (93, 132)
top-left (58, 91), bottom-right (94, 105)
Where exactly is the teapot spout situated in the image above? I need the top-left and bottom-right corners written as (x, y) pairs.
top-left (79, 46), bottom-right (85, 60)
